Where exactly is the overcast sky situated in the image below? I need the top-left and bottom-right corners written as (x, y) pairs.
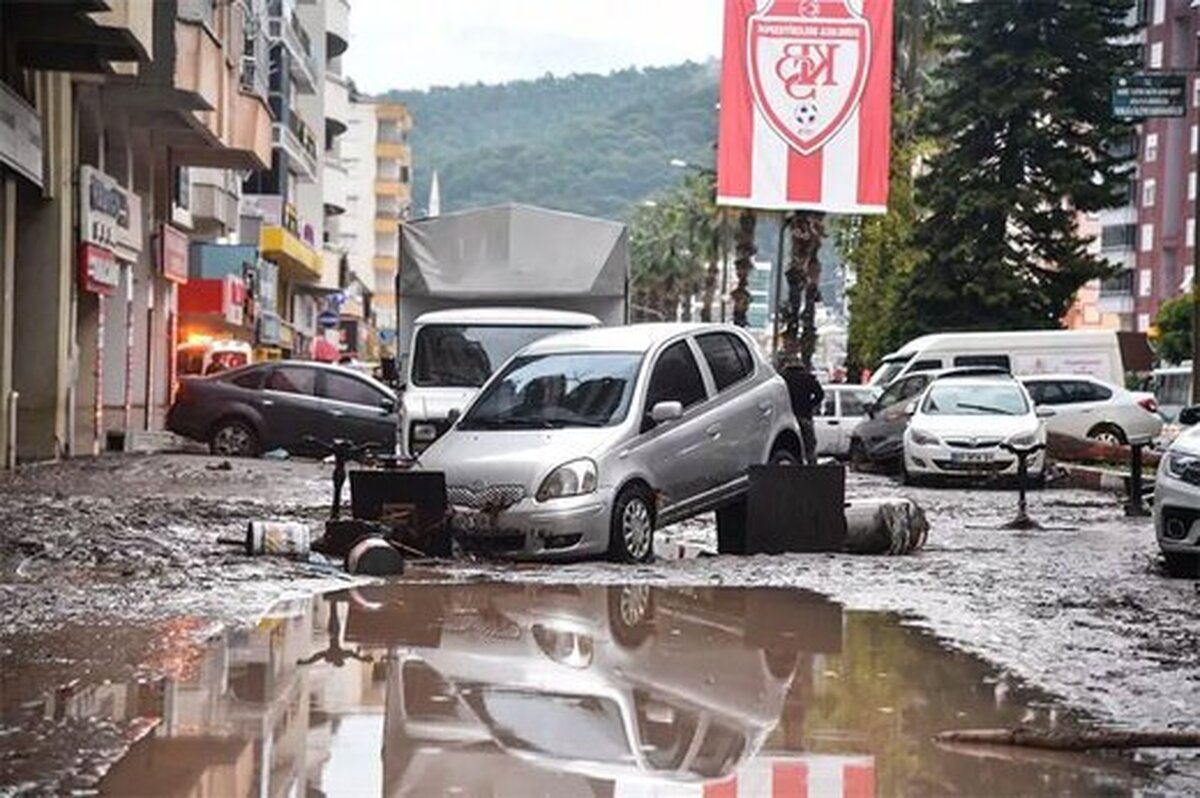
top-left (343, 0), bottom-right (724, 93)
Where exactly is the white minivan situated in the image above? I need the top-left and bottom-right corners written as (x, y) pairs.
top-left (870, 330), bottom-right (1125, 388)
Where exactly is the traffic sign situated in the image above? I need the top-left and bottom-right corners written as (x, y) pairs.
top-left (1112, 74), bottom-right (1187, 119)
top-left (317, 310), bottom-right (339, 328)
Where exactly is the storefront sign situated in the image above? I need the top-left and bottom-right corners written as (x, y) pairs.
top-left (80, 166), bottom-right (143, 261)
top-left (257, 312), bottom-right (281, 346)
top-left (241, 193), bottom-right (284, 226)
top-left (0, 83), bottom-right (43, 188)
top-left (223, 274), bottom-right (247, 325)
top-left (1112, 74), bottom-right (1187, 119)
top-left (78, 243), bottom-right (119, 296)
top-left (159, 223), bottom-right (189, 284)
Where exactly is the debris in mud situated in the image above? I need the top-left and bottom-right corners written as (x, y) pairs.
top-left (936, 727), bottom-right (1200, 750)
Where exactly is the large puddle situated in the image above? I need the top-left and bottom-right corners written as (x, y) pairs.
top-left (1, 582), bottom-right (1156, 796)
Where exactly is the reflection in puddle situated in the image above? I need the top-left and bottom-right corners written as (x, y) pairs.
top-left (1, 584), bottom-right (1149, 796)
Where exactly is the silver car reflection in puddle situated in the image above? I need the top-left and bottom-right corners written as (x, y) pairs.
top-left (419, 323), bottom-right (803, 561)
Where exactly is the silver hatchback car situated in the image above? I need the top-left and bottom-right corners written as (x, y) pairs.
top-left (419, 323), bottom-right (803, 562)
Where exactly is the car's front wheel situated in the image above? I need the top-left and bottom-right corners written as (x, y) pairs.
top-left (1087, 423), bottom-right (1127, 447)
top-left (608, 485), bottom-right (655, 563)
top-left (209, 418), bottom-right (260, 458)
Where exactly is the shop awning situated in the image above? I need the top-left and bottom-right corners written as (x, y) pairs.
top-left (260, 226), bottom-right (321, 282)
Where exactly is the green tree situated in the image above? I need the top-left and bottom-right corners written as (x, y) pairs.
top-left (897, 0), bottom-right (1139, 339)
top-left (628, 178), bottom-right (714, 321)
top-left (1155, 294), bottom-right (1193, 365)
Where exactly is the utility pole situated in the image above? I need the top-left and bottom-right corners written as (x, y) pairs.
top-left (1192, 97), bottom-right (1200, 404)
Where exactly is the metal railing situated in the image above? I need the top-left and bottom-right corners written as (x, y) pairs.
top-left (1100, 270), bottom-right (1135, 297)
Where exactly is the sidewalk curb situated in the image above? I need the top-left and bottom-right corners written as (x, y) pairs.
top-left (1055, 463), bottom-right (1153, 494)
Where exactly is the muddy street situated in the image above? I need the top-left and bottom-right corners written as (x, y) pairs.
top-left (1, 454), bottom-right (1198, 795)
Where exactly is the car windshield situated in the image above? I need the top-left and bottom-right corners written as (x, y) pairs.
top-left (460, 352), bottom-right (641, 430)
top-left (922, 382), bottom-right (1029, 416)
top-left (411, 324), bottom-right (585, 388)
top-left (873, 356), bottom-right (911, 386)
top-left (466, 689), bottom-right (635, 764)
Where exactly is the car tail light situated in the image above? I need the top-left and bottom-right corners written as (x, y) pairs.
top-left (1139, 397), bottom-right (1159, 414)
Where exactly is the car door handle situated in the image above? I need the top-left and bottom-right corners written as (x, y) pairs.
top-left (758, 402), bottom-right (773, 416)
top-left (328, 409), bottom-right (346, 418)
top-left (705, 423), bottom-right (721, 438)
top-left (259, 398), bottom-right (274, 407)
top-left (828, 420), bottom-right (840, 426)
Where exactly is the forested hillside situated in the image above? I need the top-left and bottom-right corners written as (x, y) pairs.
top-left (386, 62), bottom-right (719, 220)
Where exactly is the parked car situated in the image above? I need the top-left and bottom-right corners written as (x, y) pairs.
top-left (849, 370), bottom-right (937, 470)
top-left (814, 385), bottom-right (878, 457)
top-left (1020, 374), bottom-right (1162, 445)
top-left (418, 323), bottom-right (803, 562)
top-left (1153, 405), bottom-right (1200, 578)
top-left (902, 372), bottom-right (1049, 483)
top-left (167, 361), bottom-right (398, 457)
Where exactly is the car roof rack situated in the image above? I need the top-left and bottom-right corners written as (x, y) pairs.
top-left (930, 366), bottom-right (1011, 381)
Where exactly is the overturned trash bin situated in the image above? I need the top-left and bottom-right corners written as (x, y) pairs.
top-left (844, 498), bottom-right (929, 555)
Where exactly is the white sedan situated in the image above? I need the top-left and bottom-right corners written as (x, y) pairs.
top-left (903, 374), bottom-right (1049, 482)
top-left (1153, 409), bottom-right (1200, 578)
top-left (1021, 374), bottom-right (1162, 445)
top-left (814, 385), bottom-right (878, 457)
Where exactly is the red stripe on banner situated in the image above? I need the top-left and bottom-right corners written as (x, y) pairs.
top-left (773, 762), bottom-right (808, 797)
top-left (857, 0), bottom-right (895, 207)
top-left (705, 777), bottom-right (738, 798)
top-left (787, 148), bottom-right (823, 204)
top-left (718, 0), bottom-right (756, 200)
top-left (844, 763), bottom-right (876, 798)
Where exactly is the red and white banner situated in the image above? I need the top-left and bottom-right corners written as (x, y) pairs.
top-left (616, 755), bottom-right (876, 798)
top-left (718, 0), bottom-right (894, 214)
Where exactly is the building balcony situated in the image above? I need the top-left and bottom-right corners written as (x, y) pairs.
top-left (268, 0), bottom-right (317, 94)
top-left (375, 217), bottom-right (398, 233)
top-left (375, 141), bottom-right (410, 161)
top-left (325, 72), bottom-right (350, 142)
top-left (373, 255), bottom-right (398, 272)
top-left (326, 0), bottom-right (350, 58)
top-left (261, 225), bottom-right (321, 282)
top-left (1097, 271), bottom-right (1135, 315)
top-left (375, 103), bottom-right (412, 126)
top-left (273, 108), bottom-right (319, 182)
top-left (375, 180), bottom-right (411, 201)
top-left (190, 169), bottom-right (240, 233)
top-left (324, 153), bottom-right (348, 216)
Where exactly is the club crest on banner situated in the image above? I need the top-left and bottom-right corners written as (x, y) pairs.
top-left (748, 0), bottom-right (869, 156)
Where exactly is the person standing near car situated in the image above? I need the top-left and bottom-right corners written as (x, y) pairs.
top-left (780, 357), bottom-right (824, 465)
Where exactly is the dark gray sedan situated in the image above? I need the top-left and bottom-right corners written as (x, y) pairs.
top-left (167, 361), bottom-right (398, 457)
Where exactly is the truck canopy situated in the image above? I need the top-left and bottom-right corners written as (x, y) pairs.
top-left (398, 203), bottom-right (629, 326)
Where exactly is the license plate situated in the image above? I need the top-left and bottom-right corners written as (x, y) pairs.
top-left (950, 451), bottom-right (994, 463)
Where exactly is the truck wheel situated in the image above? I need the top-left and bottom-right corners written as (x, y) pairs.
top-left (608, 584), bottom-right (654, 648)
top-left (210, 418), bottom-right (259, 458)
top-left (608, 485), bottom-right (655, 563)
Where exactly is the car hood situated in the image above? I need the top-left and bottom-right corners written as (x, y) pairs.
top-left (420, 427), bottom-right (623, 491)
top-left (402, 386), bottom-right (482, 421)
top-left (912, 414), bottom-right (1039, 439)
top-left (1168, 423), bottom-right (1200, 456)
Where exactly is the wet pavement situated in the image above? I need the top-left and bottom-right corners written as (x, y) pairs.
top-left (0, 582), bottom-right (1166, 796)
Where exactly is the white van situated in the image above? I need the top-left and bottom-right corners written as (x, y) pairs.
top-left (870, 330), bottom-right (1125, 387)
top-left (399, 307), bottom-right (600, 457)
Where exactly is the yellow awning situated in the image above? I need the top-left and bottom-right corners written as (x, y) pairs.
top-left (260, 225), bottom-right (320, 280)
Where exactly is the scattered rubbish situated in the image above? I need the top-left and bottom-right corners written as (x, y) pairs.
top-left (844, 498), bottom-right (929, 555)
top-left (205, 460), bottom-right (233, 471)
top-left (243, 520), bottom-right (312, 558)
top-left (345, 536), bottom-right (404, 576)
top-left (935, 726), bottom-right (1200, 751)
top-left (263, 448), bottom-right (290, 460)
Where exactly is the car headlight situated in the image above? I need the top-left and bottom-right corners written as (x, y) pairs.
top-left (1008, 432), bottom-right (1038, 448)
top-left (532, 625), bottom-right (594, 668)
top-left (909, 429), bottom-right (941, 447)
top-left (412, 423), bottom-right (438, 443)
top-left (1165, 451), bottom-right (1200, 480)
top-left (536, 458), bottom-right (598, 502)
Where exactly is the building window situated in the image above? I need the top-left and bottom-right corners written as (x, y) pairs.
top-left (1138, 313), bottom-right (1151, 332)
top-left (1101, 223), bottom-right (1137, 250)
top-left (1150, 41), bottom-right (1164, 68)
top-left (1190, 218), bottom-right (1196, 249)
top-left (1139, 269), bottom-right (1153, 297)
top-left (1192, 124), bottom-right (1198, 155)
top-left (1140, 223), bottom-right (1154, 253)
top-left (400, 166), bottom-right (411, 183)
top-left (1152, 0), bottom-right (1165, 25)
top-left (1142, 178), bottom-right (1156, 208)
top-left (1145, 133), bottom-right (1158, 163)
top-left (1191, 172), bottom-right (1197, 202)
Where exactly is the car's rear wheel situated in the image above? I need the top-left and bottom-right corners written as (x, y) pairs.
top-left (608, 584), bottom-right (654, 648)
top-left (769, 442), bottom-right (801, 466)
top-left (209, 418), bottom-right (259, 457)
top-left (1163, 551), bottom-right (1199, 578)
top-left (608, 485), bottom-right (655, 563)
top-left (1087, 423), bottom-right (1127, 447)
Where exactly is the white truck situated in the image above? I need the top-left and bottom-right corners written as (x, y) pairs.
top-left (395, 204), bottom-right (629, 457)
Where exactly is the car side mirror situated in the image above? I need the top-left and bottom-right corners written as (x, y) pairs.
top-left (447, 408), bottom-right (462, 426)
top-left (650, 401), bottom-right (684, 424)
top-left (1036, 406), bottom-right (1056, 419)
top-left (1180, 405), bottom-right (1200, 426)
top-left (903, 402), bottom-right (916, 417)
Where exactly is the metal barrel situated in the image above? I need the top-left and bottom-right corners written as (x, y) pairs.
top-left (245, 521), bottom-right (312, 558)
top-left (345, 537), bottom-right (405, 576)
